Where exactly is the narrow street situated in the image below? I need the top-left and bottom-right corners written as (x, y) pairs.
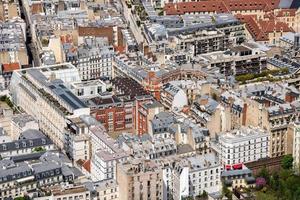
top-left (18, 0), bottom-right (40, 67)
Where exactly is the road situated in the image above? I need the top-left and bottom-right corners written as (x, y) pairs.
top-left (18, 0), bottom-right (40, 67)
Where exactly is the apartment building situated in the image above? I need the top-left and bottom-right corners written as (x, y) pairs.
top-left (187, 153), bottom-right (222, 197)
top-left (0, 159), bottom-right (75, 199)
top-left (164, 0), bottom-right (277, 17)
top-left (1, 63), bottom-right (21, 89)
top-left (237, 15), bottom-right (294, 45)
top-left (65, 117), bottom-right (91, 161)
top-left (173, 29), bottom-right (228, 56)
top-left (200, 42), bottom-right (267, 76)
top-left (162, 158), bottom-right (190, 200)
top-left (11, 114), bottom-right (39, 140)
top-left (117, 133), bottom-right (177, 159)
top-left (215, 127), bottom-right (269, 166)
top-left (161, 82), bottom-right (188, 110)
top-left (136, 98), bottom-right (164, 135)
top-left (89, 94), bottom-right (135, 133)
top-left (0, 0), bottom-right (20, 21)
top-left (0, 22), bottom-right (28, 73)
top-left (94, 179), bottom-right (119, 200)
top-left (0, 130), bottom-right (54, 158)
top-left (222, 166), bottom-right (255, 191)
top-left (71, 79), bottom-right (107, 99)
top-left (66, 43), bottom-right (114, 81)
top-left (88, 119), bottom-right (128, 181)
top-left (10, 64), bottom-right (90, 149)
top-left (113, 54), bottom-right (207, 101)
top-left (243, 83), bottom-right (300, 157)
top-left (35, 185), bottom-right (91, 200)
top-left (149, 111), bottom-right (176, 139)
top-left (117, 159), bottom-right (163, 200)
top-left (190, 95), bottom-right (223, 137)
top-left (166, 80), bottom-right (210, 104)
top-left (220, 91), bottom-right (246, 130)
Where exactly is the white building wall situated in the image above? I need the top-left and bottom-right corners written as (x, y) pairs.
top-left (172, 90), bottom-right (188, 110)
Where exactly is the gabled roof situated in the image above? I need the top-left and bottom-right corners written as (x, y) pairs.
top-left (164, 0), bottom-right (281, 15)
top-left (236, 15), bottom-right (293, 41)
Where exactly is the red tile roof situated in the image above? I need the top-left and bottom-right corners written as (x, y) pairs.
top-left (223, 0), bottom-right (267, 11)
top-left (164, 0), bottom-right (281, 15)
top-left (236, 14), bottom-right (294, 41)
top-left (164, 1), bottom-right (229, 15)
top-left (2, 63), bottom-right (20, 72)
top-left (276, 9), bottom-right (297, 17)
top-left (82, 160), bottom-right (91, 173)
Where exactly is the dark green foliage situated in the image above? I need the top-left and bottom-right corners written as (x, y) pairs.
top-left (222, 184), bottom-right (232, 200)
top-left (33, 146), bottom-right (46, 152)
top-left (235, 68), bottom-right (289, 83)
top-left (256, 167), bottom-right (300, 200)
top-left (281, 154), bottom-right (293, 170)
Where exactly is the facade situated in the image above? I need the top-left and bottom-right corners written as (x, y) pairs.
top-left (65, 117), bottom-right (91, 161)
top-left (67, 44), bottom-right (114, 81)
top-left (243, 83), bottom-right (300, 157)
top-left (161, 82), bottom-right (188, 110)
top-left (0, 22), bottom-right (28, 67)
top-left (10, 64), bottom-right (90, 149)
top-left (221, 165), bottom-right (255, 190)
top-left (89, 94), bottom-right (135, 133)
top-left (200, 42), bottom-right (267, 76)
top-left (94, 179), bottom-right (119, 200)
top-left (162, 159), bottom-right (190, 200)
top-left (216, 127), bottom-right (269, 166)
top-left (89, 120), bottom-right (128, 182)
top-left (292, 122), bottom-right (300, 172)
top-left (188, 153), bottom-right (222, 197)
top-left (173, 29), bottom-right (228, 56)
top-left (11, 114), bottom-right (39, 140)
top-left (0, 0), bottom-right (20, 21)
top-left (0, 131), bottom-right (54, 158)
top-left (0, 159), bottom-right (75, 199)
top-left (35, 185), bottom-right (91, 200)
top-left (117, 159), bottom-right (163, 200)
top-left (71, 80), bottom-right (107, 99)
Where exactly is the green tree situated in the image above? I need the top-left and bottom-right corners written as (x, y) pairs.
top-left (222, 185), bottom-right (232, 200)
top-left (198, 190), bottom-right (208, 199)
top-left (257, 167), bottom-right (270, 183)
top-left (33, 146), bottom-right (46, 152)
top-left (14, 196), bottom-right (30, 200)
top-left (281, 154), bottom-right (293, 170)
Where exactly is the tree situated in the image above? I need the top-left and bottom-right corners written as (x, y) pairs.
top-left (257, 167), bottom-right (270, 183)
top-left (198, 190), bottom-right (208, 199)
top-left (256, 177), bottom-right (266, 189)
top-left (14, 196), bottom-right (30, 200)
top-left (222, 185), bottom-right (232, 200)
top-left (33, 146), bottom-right (46, 152)
top-left (281, 154), bottom-right (293, 170)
